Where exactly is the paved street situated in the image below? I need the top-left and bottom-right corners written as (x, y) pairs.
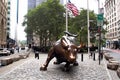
top-left (104, 48), bottom-right (120, 80)
top-left (104, 48), bottom-right (120, 62)
top-left (0, 52), bottom-right (113, 80)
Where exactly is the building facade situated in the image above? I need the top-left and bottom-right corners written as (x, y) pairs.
top-left (7, 0), bottom-right (11, 39)
top-left (0, 0), bottom-right (7, 48)
top-left (104, 0), bottom-right (119, 49)
top-left (117, 0), bottom-right (120, 41)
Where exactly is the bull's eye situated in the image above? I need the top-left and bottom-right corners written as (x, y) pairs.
top-left (74, 49), bottom-right (77, 52)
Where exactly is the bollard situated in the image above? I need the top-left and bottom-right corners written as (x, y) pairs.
top-left (93, 53), bottom-right (95, 61)
top-left (81, 53), bottom-right (83, 61)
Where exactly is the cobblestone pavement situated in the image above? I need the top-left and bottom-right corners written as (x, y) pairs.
top-left (0, 53), bottom-right (113, 80)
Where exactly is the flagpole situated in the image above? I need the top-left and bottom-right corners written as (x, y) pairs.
top-left (66, 0), bottom-right (68, 32)
top-left (15, 0), bottom-right (19, 45)
top-left (87, 0), bottom-right (90, 55)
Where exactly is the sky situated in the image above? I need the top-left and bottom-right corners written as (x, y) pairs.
top-left (10, 0), bottom-right (105, 41)
top-left (10, 0), bottom-right (27, 41)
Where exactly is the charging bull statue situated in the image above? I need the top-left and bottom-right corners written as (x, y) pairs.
top-left (40, 31), bottom-right (80, 71)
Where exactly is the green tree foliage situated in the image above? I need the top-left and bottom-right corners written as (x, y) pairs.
top-left (69, 9), bottom-right (107, 46)
top-left (23, 2), bottom-right (107, 47)
top-left (23, 0), bottom-right (65, 47)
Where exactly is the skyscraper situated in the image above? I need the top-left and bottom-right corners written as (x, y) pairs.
top-left (28, 0), bottom-right (36, 10)
top-left (7, 0), bottom-right (11, 39)
top-left (0, 0), bottom-right (7, 47)
top-left (28, 0), bottom-right (64, 10)
top-left (104, 0), bottom-right (119, 48)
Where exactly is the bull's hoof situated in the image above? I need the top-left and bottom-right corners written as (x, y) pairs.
top-left (73, 62), bottom-right (79, 66)
top-left (40, 65), bottom-right (47, 71)
top-left (63, 67), bottom-right (70, 72)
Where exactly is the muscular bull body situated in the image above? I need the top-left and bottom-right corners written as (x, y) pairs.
top-left (40, 32), bottom-right (80, 71)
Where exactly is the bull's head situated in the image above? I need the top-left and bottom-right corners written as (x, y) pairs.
top-left (61, 37), bottom-right (80, 63)
top-left (66, 45), bottom-right (78, 63)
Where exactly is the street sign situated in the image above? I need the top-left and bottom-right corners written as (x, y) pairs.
top-left (97, 14), bottom-right (103, 26)
top-left (97, 14), bottom-right (103, 20)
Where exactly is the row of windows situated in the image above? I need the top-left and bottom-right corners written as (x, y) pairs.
top-left (108, 27), bottom-right (117, 33)
top-left (105, 7), bottom-right (116, 17)
top-left (107, 22), bottom-right (117, 29)
top-left (105, 0), bottom-right (116, 8)
top-left (106, 32), bottom-right (118, 38)
top-left (106, 13), bottom-right (116, 21)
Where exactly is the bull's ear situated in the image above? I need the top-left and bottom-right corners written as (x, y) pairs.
top-left (77, 46), bottom-right (81, 49)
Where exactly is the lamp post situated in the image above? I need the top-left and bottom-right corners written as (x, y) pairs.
top-left (87, 0), bottom-right (90, 55)
top-left (66, 0), bottom-right (68, 32)
top-left (15, 0), bottom-right (19, 45)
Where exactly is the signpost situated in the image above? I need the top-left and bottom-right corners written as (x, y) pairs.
top-left (97, 13), bottom-right (103, 65)
top-left (97, 14), bottom-right (103, 26)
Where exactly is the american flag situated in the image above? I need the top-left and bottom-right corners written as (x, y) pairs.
top-left (67, 0), bottom-right (79, 16)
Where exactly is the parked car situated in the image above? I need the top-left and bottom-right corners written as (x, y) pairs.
top-left (0, 48), bottom-right (10, 56)
top-left (21, 47), bottom-right (25, 50)
top-left (8, 48), bottom-right (14, 54)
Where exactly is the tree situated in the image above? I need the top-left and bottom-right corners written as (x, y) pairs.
top-left (69, 9), bottom-right (107, 46)
top-left (22, 0), bottom-right (65, 47)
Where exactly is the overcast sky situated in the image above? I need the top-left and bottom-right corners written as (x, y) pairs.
top-left (10, 0), bottom-right (27, 41)
top-left (10, 0), bottom-right (105, 41)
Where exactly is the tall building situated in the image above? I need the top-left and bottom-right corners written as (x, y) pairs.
top-left (117, 0), bottom-right (120, 39)
top-left (104, 0), bottom-right (120, 49)
top-left (28, 0), bottom-right (36, 10)
top-left (28, 0), bottom-right (64, 10)
top-left (0, 0), bottom-right (7, 48)
top-left (7, 0), bottom-right (11, 39)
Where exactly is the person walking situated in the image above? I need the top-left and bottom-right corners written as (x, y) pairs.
top-left (33, 46), bottom-right (39, 59)
top-left (16, 46), bottom-right (19, 53)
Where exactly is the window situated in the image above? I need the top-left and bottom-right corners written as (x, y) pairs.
top-left (7, 11), bottom-right (10, 14)
top-left (7, 7), bottom-right (10, 10)
top-left (8, 2), bottom-right (10, 5)
top-left (7, 22), bottom-right (10, 26)
top-left (7, 18), bottom-right (10, 20)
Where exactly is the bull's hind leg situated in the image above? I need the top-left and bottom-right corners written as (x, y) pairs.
top-left (40, 47), bottom-right (55, 71)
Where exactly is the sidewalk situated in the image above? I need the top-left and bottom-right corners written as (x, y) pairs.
top-left (104, 48), bottom-right (120, 53)
top-left (0, 49), bottom-right (31, 67)
top-left (0, 53), bottom-right (113, 80)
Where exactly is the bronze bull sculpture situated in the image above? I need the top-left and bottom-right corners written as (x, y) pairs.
top-left (40, 32), bottom-right (80, 71)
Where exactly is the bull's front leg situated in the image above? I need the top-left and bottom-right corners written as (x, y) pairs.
top-left (73, 61), bottom-right (79, 66)
top-left (63, 62), bottom-right (70, 71)
top-left (40, 48), bottom-right (54, 71)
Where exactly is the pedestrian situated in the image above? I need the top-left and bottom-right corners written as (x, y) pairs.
top-left (33, 46), bottom-right (39, 59)
top-left (16, 46), bottom-right (19, 53)
top-left (35, 51), bottom-right (39, 59)
top-left (27, 44), bottom-right (31, 51)
top-left (90, 44), bottom-right (95, 58)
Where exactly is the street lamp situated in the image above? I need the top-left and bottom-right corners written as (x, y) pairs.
top-left (87, 0), bottom-right (90, 55)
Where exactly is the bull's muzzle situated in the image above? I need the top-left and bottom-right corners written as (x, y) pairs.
top-left (68, 54), bottom-right (76, 63)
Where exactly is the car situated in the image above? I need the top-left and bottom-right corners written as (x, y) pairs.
top-left (0, 48), bottom-right (10, 56)
top-left (8, 48), bottom-right (14, 54)
top-left (21, 47), bottom-right (25, 50)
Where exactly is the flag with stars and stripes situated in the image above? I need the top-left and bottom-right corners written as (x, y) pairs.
top-left (67, 0), bottom-right (79, 16)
